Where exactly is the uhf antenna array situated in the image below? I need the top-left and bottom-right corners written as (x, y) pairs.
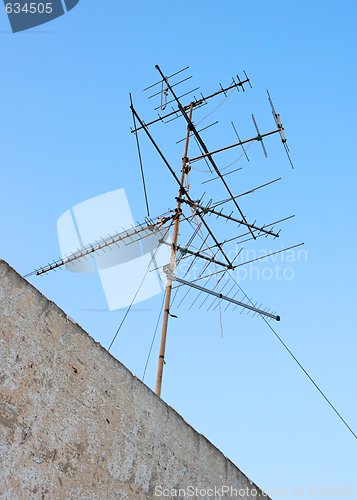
top-left (130, 64), bottom-right (299, 396)
top-left (27, 64), bottom-right (302, 399)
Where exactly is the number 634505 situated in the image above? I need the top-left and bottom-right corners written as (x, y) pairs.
top-left (6, 3), bottom-right (53, 14)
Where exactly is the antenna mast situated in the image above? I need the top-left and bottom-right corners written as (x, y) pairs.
top-left (156, 103), bottom-right (194, 397)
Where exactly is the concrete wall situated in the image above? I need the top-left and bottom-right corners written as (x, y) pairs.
top-left (0, 260), bottom-right (269, 500)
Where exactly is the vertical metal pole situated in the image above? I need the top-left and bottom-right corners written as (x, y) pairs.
top-left (155, 103), bottom-right (194, 397)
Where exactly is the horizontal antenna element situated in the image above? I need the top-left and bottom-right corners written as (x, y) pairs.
top-left (170, 275), bottom-right (280, 321)
top-left (25, 215), bottom-right (175, 278)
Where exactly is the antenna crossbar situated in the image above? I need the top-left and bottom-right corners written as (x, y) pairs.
top-left (131, 75), bottom-right (250, 133)
top-left (212, 178), bottom-right (282, 208)
top-left (177, 197), bottom-right (280, 238)
top-left (160, 240), bottom-right (232, 270)
top-left (24, 216), bottom-right (174, 279)
top-left (177, 215), bottom-right (295, 258)
top-left (148, 76), bottom-right (193, 99)
top-left (171, 275), bottom-right (280, 321)
top-left (143, 66), bottom-right (190, 92)
top-left (189, 128), bottom-right (281, 163)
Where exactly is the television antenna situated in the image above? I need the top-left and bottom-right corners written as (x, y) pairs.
top-left (26, 64), bottom-right (302, 398)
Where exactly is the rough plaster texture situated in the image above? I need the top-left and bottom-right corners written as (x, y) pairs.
top-left (0, 260), bottom-right (270, 499)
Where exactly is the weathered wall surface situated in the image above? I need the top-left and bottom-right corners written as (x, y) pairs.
top-left (0, 260), bottom-right (269, 499)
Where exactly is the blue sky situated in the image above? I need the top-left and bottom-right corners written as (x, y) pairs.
top-left (1, 1), bottom-right (356, 498)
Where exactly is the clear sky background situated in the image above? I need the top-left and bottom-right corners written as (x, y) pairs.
top-left (1, 1), bottom-right (356, 498)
